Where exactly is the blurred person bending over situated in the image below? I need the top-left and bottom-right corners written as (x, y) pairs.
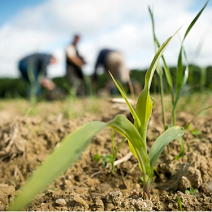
top-left (18, 53), bottom-right (57, 97)
top-left (66, 34), bottom-right (86, 96)
top-left (93, 49), bottom-right (130, 96)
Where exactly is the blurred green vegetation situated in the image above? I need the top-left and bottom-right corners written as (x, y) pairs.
top-left (0, 64), bottom-right (212, 98)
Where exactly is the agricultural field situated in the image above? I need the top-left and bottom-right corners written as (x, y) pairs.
top-left (0, 92), bottom-right (212, 211)
top-left (1, 2), bottom-right (211, 211)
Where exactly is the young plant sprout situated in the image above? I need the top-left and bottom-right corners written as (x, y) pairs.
top-left (177, 196), bottom-right (183, 211)
top-left (93, 129), bottom-right (126, 173)
top-left (185, 187), bottom-right (199, 196)
top-left (8, 29), bottom-right (184, 211)
top-left (108, 34), bottom-right (184, 196)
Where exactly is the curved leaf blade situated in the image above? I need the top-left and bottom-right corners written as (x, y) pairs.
top-left (109, 114), bottom-right (151, 176)
top-left (149, 126), bottom-right (184, 170)
top-left (144, 28), bottom-right (180, 90)
top-left (8, 121), bottom-right (107, 211)
top-left (109, 71), bottom-right (141, 131)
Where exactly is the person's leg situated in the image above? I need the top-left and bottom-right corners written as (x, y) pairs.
top-left (19, 62), bottom-right (29, 82)
top-left (33, 70), bottom-right (41, 96)
top-left (19, 62), bottom-right (31, 97)
top-left (66, 65), bottom-right (86, 96)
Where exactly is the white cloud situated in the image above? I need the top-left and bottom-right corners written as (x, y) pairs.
top-left (0, 0), bottom-right (211, 78)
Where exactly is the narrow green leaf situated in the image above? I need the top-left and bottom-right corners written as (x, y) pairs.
top-left (149, 126), bottom-right (184, 169)
top-left (183, 0), bottom-right (209, 42)
top-left (143, 27), bottom-right (181, 90)
top-left (135, 88), bottom-right (152, 143)
top-left (152, 30), bottom-right (174, 93)
top-left (8, 121), bottom-right (107, 211)
top-left (109, 71), bottom-right (141, 131)
top-left (177, 196), bottom-right (183, 211)
top-left (109, 114), bottom-right (151, 176)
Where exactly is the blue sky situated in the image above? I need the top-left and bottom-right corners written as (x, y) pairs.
top-left (0, 0), bottom-right (212, 78)
top-left (0, 0), bottom-right (46, 26)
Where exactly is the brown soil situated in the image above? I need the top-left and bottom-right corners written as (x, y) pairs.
top-left (0, 95), bottom-right (212, 211)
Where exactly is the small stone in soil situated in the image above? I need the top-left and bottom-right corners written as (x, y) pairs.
top-left (55, 198), bottom-right (66, 206)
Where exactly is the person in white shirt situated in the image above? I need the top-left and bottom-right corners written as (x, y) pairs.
top-left (65, 35), bottom-right (86, 96)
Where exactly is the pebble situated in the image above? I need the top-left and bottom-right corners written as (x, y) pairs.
top-left (168, 203), bottom-right (173, 209)
top-left (55, 198), bottom-right (66, 206)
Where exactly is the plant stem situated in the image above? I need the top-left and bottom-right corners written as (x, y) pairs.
top-left (172, 106), bottom-right (176, 126)
top-left (143, 176), bottom-right (150, 199)
top-left (159, 75), bottom-right (166, 129)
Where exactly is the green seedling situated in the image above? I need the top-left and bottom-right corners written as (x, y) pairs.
top-left (185, 187), bottom-right (199, 196)
top-left (93, 130), bottom-right (125, 173)
top-left (94, 154), bottom-right (114, 170)
top-left (177, 196), bottom-right (183, 211)
top-left (107, 27), bottom-right (184, 197)
top-left (8, 30), bottom-right (184, 211)
top-left (110, 129), bottom-right (126, 172)
top-left (186, 124), bottom-right (201, 136)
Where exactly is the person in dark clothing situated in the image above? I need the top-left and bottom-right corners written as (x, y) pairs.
top-left (93, 48), bottom-right (130, 95)
top-left (18, 53), bottom-right (57, 96)
top-left (65, 35), bottom-right (86, 96)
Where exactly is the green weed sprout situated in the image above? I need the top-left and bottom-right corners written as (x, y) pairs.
top-left (185, 187), bottom-right (199, 196)
top-left (8, 31), bottom-right (184, 211)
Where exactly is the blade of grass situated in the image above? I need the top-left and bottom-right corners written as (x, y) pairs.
top-left (8, 121), bottom-right (107, 211)
top-left (183, 0), bottom-right (209, 42)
